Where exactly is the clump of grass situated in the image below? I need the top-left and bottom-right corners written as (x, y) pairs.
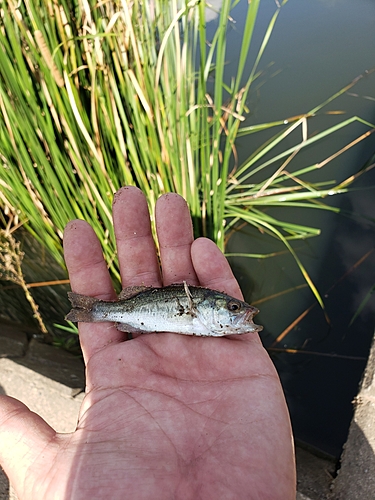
top-left (0, 0), bottom-right (374, 308)
top-left (0, 207), bottom-right (48, 335)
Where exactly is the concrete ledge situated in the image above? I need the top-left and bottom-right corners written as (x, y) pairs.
top-left (296, 446), bottom-right (335, 499)
top-left (297, 493), bottom-right (313, 500)
top-left (330, 333), bottom-right (375, 499)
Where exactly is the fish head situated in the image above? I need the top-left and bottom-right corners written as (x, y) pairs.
top-left (196, 293), bottom-right (263, 336)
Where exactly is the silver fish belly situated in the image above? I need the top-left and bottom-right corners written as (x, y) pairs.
top-left (65, 282), bottom-right (263, 337)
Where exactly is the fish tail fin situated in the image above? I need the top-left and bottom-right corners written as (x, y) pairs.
top-left (65, 292), bottom-right (98, 323)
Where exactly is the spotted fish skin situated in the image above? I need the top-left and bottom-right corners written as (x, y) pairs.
top-left (65, 283), bottom-right (263, 337)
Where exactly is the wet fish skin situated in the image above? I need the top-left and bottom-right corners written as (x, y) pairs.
top-left (65, 283), bottom-right (263, 337)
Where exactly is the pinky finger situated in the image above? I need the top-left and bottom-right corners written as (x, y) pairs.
top-left (191, 238), bottom-right (244, 300)
top-left (192, 238), bottom-right (262, 343)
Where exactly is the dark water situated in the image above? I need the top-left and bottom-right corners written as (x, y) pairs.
top-left (218, 0), bottom-right (375, 457)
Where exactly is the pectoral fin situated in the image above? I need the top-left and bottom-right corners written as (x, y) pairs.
top-left (115, 322), bottom-right (149, 334)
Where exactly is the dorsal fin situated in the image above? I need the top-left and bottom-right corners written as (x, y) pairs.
top-left (118, 285), bottom-right (153, 300)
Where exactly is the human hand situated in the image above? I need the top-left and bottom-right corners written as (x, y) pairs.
top-left (0, 186), bottom-right (296, 499)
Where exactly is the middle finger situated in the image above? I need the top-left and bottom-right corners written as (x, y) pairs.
top-left (113, 186), bottom-right (162, 287)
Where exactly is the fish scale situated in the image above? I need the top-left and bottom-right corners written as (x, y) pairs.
top-left (65, 283), bottom-right (263, 337)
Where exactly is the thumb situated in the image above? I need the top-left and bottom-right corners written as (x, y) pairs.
top-left (0, 395), bottom-right (57, 495)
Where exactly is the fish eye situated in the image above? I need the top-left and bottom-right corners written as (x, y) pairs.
top-left (227, 299), bottom-right (241, 312)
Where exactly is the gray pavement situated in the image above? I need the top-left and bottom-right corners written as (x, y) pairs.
top-left (0, 322), bottom-right (84, 500)
top-left (0, 321), bottom-right (374, 499)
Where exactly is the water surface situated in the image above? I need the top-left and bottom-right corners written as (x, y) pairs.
top-left (220, 0), bottom-right (375, 456)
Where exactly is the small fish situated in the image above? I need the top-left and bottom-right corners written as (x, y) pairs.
top-left (65, 282), bottom-right (263, 337)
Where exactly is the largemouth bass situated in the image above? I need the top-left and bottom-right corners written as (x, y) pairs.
top-left (65, 282), bottom-right (263, 337)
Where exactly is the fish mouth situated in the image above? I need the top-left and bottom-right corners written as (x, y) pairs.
top-left (244, 306), bottom-right (259, 321)
top-left (242, 307), bottom-right (263, 331)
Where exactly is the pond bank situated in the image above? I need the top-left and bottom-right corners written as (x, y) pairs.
top-left (0, 320), bottom-right (373, 500)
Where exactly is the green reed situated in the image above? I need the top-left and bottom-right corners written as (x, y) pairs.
top-left (0, 0), bottom-right (374, 307)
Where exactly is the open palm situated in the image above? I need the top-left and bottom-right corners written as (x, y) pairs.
top-left (0, 187), bottom-right (295, 499)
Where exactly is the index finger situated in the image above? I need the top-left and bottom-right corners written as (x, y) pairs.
top-left (63, 220), bottom-right (126, 363)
